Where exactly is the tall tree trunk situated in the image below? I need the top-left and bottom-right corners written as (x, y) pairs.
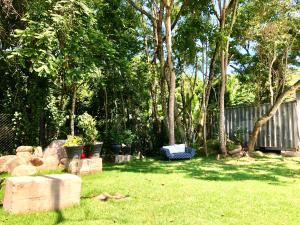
top-left (219, 11), bottom-right (227, 155)
top-left (180, 60), bottom-right (187, 143)
top-left (212, 0), bottom-right (239, 156)
top-left (248, 80), bottom-right (300, 152)
top-left (70, 83), bottom-right (77, 136)
top-left (157, 2), bottom-right (168, 130)
top-left (164, 0), bottom-right (176, 145)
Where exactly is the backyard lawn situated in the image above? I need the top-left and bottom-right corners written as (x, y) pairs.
top-left (1, 154), bottom-right (300, 225)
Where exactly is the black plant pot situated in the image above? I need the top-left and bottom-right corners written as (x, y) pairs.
top-left (124, 145), bottom-right (132, 155)
top-left (65, 145), bottom-right (83, 159)
top-left (90, 142), bottom-right (103, 158)
top-left (111, 144), bottom-right (122, 155)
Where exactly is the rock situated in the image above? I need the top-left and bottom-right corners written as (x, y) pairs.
top-left (43, 140), bottom-right (67, 160)
top-left (115, 155), bottom-right (132, 163)
top-left (11, 165), bottom-right (37, 176)
top-left (60, 158), bottom-right (68, 166)
top-left (5, 157), bottom-right (28, 173)
top-left (16, 152), bottom-right (32, 160)
top-left (228, 145), bottom-right (242, 155)
top-left (0, 155), bottom-right (18, 172)
top-left (43, 156), bottom-right (59, 170)
top-left (94, 194), bottom-right (110, 201)
top-left (252, 151), bottom-right (264, 157)
top-left (67, 158), bottom-right (102, 175)
top-left (68, 159), bottom-right (80, 175)
top-left (281, 151), bottom-right (300, 157)
top-left (58, 158), bottom-right (69, 169)
top-left (33, 146), bottom-right (43, 157)
top-left (3, 174), bottom-right (81, 214)
top-left (29, 157), bottom-right (44, 167)
top-left (16, 146), bottom-right (34, 153)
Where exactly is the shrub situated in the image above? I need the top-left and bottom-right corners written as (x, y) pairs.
top-left (77, 112), bottom-right (98, 145)
top-left (64, 135), bottom-right (83, 147)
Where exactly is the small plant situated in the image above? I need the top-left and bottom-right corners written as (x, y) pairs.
top-left (64, 135), bottom-right (83, 147)
top-left (122, 130), bottom-right (136, 145)
top-left (110, 131), bottom-right (123, 144)
top-left (77, 112), bottom-right (98, 145)
top-left (233, 127), bottom-right (247, 145)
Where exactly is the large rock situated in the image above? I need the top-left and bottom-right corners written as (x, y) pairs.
top-left (16, 152), bottom-right (32, 160)
top-left (281, 151), bottom-right (300, 157)
top-left (3, 174), bottom-right (81, 214)
top-left (11, 165), bottom-right (37, 176)
top-left (29, 157), bottom-right (44, 167)
top-left (43, 156), bottom-right (59, 170)
top-left (0, 155), bottom-right (18, 173)
top-left (43, 140), bottom-right (67, 160)
top-left (16, 146), bottom-right (34, 153)
top-left (33, 147), bottom-right (43, 157)
top-left (5, 157), bottom-right (28, 173)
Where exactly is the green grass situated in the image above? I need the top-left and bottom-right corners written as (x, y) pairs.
top-left (1, 154), bottom-right (300, 225)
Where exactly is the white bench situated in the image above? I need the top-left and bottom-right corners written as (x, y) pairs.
top-left (3, 174), bottom-right (81, 214)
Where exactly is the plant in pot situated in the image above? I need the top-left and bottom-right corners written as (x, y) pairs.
top-left (64, 135), bottom-right (84, 159)
top-left (122, 129), bottom-right (136, 155)
top-left (77, 112), bottom-right (103, 158)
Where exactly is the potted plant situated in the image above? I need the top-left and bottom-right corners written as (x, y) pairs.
top-left (64, 135), bottom-right (84, 159)
top-left (77, 112), bottom-right (103, 158)
top-left (122, 130), bottom-right (136, 155)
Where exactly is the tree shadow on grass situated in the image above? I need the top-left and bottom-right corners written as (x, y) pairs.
top-left (103, 155), bottom-right (300, 184)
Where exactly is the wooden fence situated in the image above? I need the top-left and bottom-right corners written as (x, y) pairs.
top-left (223, 101), bottom-right (300, 150)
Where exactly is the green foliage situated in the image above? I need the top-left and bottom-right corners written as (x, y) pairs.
top-left (122, 130), bottom-right (136, 145)
top-left (77, 112), bottom-right (98, 145)
top-left (232, 127), bottom-right (247, 145)
top-left (64, 135), bottom-right (83, 147)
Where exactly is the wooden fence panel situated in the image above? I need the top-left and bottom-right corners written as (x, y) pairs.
top-left (221, 101), bottom-right (299, 149)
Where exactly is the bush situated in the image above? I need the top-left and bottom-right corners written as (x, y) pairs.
top-left (77, 112), bottom-right (98, 145)
top-left (64, 135), bottom-right (83, 147)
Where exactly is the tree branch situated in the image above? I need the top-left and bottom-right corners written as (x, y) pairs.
top-left (211, 0), bottom-right (220, 21)
top-left (127, 0), bottom-right (154, 21)
top-left (171, 0), bottom-right (188, 30)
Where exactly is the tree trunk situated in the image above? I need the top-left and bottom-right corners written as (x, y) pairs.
top-left (164, 0), bottom-right (176, 145)
top-left (248, 80), bottom-right (300, 152)
top-left (157, 3), bottom-right (168, 129)
top-left (180, 61), bottom-right (187, 143)
top-left (70, 83), bottom-right (77, 136)
top-left (219, 11), bottom-right (227, 155)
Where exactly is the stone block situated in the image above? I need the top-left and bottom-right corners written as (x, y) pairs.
top-left (5, 157), bottom-right (28, 173)
top-left (3, 174), bottom-right (81, 214)
top-left (67, 158), bottom-right (102, 175)
top-left (11, 165), bottom-right (37, 176)
top-left (115, 155), bottom-right (132, 163)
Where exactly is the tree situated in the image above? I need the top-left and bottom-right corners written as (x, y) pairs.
top-left (10, 0), bottom-right (107, 136)
top-left (248, 80), bottom-right (300, 152)
top-left (211, 0), bottom-right (239, 155)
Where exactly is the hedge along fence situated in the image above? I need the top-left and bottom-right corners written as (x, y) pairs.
top-left (0, 114), bottom-right (15, 154)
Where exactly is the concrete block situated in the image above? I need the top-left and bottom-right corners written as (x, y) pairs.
top-left (3, 174), bottom-right (81, 214)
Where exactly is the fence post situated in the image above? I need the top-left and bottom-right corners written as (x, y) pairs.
top-left (296, 89), bottom-right (300, 150)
